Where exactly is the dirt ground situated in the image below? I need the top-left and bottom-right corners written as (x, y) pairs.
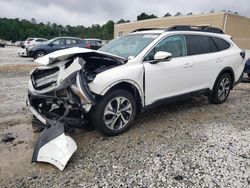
top-left (0, 46), bottom-right (249, 187)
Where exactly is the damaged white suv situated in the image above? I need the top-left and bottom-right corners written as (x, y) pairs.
top-left (27, 26), bottom-right (245, 170)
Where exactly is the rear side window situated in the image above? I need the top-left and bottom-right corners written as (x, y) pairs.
top-left (66, 39), bottom-right (77, 45)
top-left (36, 39), bottom-right (46, 42)
top-left (187, 35), bottom-right (218, 55)
top-left (211, 37), bottom-right (231, 51)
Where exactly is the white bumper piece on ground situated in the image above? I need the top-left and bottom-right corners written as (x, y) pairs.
top-left (32, 122), bottom-right (77, 171)
top-left (35, 133), bottom-right (77, 171)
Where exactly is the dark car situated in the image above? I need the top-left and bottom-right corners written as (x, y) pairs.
top-left (244, 58), bottom-right (250, 78)
top-left (84, 38), bottom-right (103, 50)
top-left (28, 37), bottom-right (88, 59)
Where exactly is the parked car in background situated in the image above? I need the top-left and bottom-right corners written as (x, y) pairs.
top-left (18, 38), bottom-right (47, 57)
top-left (84, 38), bottom-right (103, 50)
top-left (22, 38), bottom-right (35, 47)
top-left (0, 39), bottom-right (6, 47)
top-left (244, 58), bottom-right (250, 78)
top-left (15, 41), bottom-right (24, 47)
top-left (28, 37), bottom-right (94, 59)
top-left (25, 38), bottom-right (48, 48)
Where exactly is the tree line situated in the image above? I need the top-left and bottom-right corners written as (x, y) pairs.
top-left (0, 10), bottom-right (239, 41)
top-left (0, 18), bottom-right (115, 41)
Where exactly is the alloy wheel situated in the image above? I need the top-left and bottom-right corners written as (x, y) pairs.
top-left (218, 77), bottom-right (230, 101)
top-left (103, 97), bottom-right (133, 130)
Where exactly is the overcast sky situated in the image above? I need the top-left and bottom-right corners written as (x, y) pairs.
top-left (0, 0), bottom-right (249, 26)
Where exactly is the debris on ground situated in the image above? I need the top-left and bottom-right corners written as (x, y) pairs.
top-left (0, 133), bottom-right (15, 143)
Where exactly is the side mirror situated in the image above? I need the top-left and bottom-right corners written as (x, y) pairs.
top-left (150, 51), bottom-right (172, 64)
top-left (154, 51), bottom-right (172, 61)
top-left (49, 43), bottom-right (53, 47)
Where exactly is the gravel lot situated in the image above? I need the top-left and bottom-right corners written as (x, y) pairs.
top-left (0, 46), bottom-right (249, 187)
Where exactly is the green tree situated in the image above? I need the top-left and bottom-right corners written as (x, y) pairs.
top-left (174, 12), bottom-right (182, 16)
top-left (0, 17), bottom-right (116, 41)
top-left (117, 19), bottom-right (130, 24)
top-left (137, 12), bottom-right (158, 21)
top-left (163, 13), bottom-right (171, 17)
top-left (102, 20), bottom-right (114, 40)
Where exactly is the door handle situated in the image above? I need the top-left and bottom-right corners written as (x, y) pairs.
top-left (216, 59), bottom-right (223, 63)
top-left (184, 63), bottom-right (192, 68)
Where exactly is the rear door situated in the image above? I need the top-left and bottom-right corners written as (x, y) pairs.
top-left (186, 34), bottom-right (221, 91)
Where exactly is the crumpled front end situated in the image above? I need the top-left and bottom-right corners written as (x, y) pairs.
top-left (27, 48), bottom-right (125, 170)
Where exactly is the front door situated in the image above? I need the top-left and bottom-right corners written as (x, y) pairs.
top-left (143, 35), bottom-right (193, 105)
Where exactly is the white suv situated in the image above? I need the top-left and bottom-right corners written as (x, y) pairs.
top-left (28, 26), bottom-right (245, 136)
top-left (27, 25), bottom-right (245, 170)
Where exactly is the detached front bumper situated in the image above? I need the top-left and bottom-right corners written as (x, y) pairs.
top-left (27, 91), bottom-right (79, 171)
top-left (27, 57), bottom-right (96, 171)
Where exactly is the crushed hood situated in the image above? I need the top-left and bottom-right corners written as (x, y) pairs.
top-left (35, 47), bottom-right (127, 65)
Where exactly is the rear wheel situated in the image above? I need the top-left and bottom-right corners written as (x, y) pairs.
top-left (209, 73), bottom-right (232, 104)
top-left (90, 89), bottom-right (137, 136)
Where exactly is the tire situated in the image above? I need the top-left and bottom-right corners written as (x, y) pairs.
top-left (209, 73), bottom-right (232, 104)
top-left (34, 51), bottom-right (46, 59)
top-left (90, 89), bottom-right (137, 136)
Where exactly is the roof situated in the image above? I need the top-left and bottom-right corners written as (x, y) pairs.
top-left (52, 37), bottom-right (83, 40)
top-left (131, 25), bottom-right (224, 35)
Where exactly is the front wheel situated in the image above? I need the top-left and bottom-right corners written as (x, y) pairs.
top-left (209, 73), bottom-right (232, 104)
top-left (90, 89), bottom-right (137, 136)
top-left (34, 51), bottom-right (46, 59)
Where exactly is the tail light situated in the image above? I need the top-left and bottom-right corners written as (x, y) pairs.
top-left (85, 43), bottom-right (91, 49)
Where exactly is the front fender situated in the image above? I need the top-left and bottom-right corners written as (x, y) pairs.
top-left (88, 63), bottom-right (144, 97)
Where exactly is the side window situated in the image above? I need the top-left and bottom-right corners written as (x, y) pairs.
top-left (187, 35), bottom-right (218, 55)
top-left (52, 39), bottom-right (65, 45)
top-left (66, 39), bottom-right (77, 45)
top-left (144, 35), bottom-right (187, 61)
top-left (211, 37), bottom-right (230, 51)
top-left (36, 39), bottom-right (47, 42)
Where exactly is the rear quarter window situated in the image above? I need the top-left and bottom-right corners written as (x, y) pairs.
top-left (211, 37), bottom-right (231, 51)
top-left (187, 35), bottom-right (218, 55)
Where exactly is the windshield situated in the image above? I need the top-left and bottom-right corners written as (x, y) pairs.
top-left (99, 33), bottom-right (159, 58)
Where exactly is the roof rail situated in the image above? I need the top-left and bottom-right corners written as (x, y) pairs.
top-left (132, 28), bottom-right (165, 32)
top-left (166, 25), bottom-right (224, 34)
